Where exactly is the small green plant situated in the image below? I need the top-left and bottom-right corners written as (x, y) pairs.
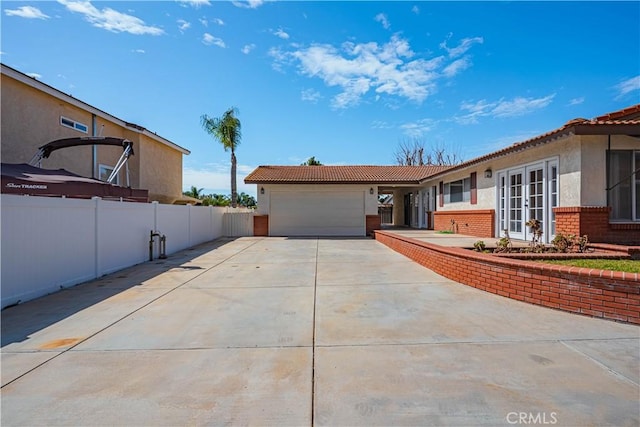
top-left (494, 230), bottom-right (513, 253)
top-left (473, 240), bottom-right (486, 252)
top-left (577, 235), bottom-right (589, 253)
top-left (551, 233), bottom-right (590, 253)
top-left (551, 233), bottom-right (572, 252)
top-left (525, 218), bottom-right (545, 253)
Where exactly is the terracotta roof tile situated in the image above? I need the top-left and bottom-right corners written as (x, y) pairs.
top-left (595, 104), bottom-right (640, 120)
top-left (421, 104), bottom-right (640, 181)
top-left (245, 165), bottom-right (450, 184)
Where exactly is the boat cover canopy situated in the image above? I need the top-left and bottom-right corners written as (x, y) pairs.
top-left (35, 137), bottom-right (134, 160)
top-left (1, 163), bottom-right (148, 202)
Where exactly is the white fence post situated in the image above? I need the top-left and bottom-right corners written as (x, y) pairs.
top-left (188, 203), bottom-right (192, 247)
top-left (93, 196), bottom-right (102, 278)
top-left (152, 201), bottom-right (159, 233)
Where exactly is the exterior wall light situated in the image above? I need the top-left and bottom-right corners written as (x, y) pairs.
top-left (484, 169), bottom-right (492, 178)
top-left (260, 187), bottom-right (265, 195)
top-left (369, 187), bottom-right (374, 195)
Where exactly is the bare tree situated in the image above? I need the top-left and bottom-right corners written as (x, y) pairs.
top-left (394, 138), bottom-right (463, 166)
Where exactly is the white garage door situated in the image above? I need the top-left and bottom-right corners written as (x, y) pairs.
top-left (270, 191), bottom-right (365, 236)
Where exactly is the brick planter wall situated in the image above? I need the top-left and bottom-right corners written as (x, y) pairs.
top-left (374, 230), bottom-right (640, 325)
top-left (366, 215), bottom-right (381, 236)
top-left (253, 215), bottom-right (268, 236)
top-left (433, 209), bottom-right (495, 238)
top-left (555, 206), bottom-right (640, 245)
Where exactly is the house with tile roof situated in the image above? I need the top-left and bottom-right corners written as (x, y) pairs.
top-left (246, 104), bottom-right (640, 243)
top-left (1, 63), bottom-right (191, 204)
top-left (245, 166), bottom-right (448, 236)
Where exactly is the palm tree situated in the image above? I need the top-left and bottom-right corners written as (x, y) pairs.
top-left (201, 107), bottom-right (242, 207)
top-left (183, 185), bottom-right (204, 199)
top-left (237, 192), bottom-right (257, 208)
top-left (202, 193), bottom-right (230, 206)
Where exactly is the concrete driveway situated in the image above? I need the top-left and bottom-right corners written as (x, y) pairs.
top-left (2, 237), bottom-right (638, 426)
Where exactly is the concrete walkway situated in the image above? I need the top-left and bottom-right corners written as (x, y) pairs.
top-left (1, 237), bottom-right (638, 426)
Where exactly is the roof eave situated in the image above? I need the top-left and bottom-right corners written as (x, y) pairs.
top-left (244, 179), bottom-right (425, 185)
top-left (1, 63), bottom-right (190, 156)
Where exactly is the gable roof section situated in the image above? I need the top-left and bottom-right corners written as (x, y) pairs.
top-left (245, 165), bottom-right (450, 184)
top-left (419, 104), bottom-right (640, 182)
top-left (1, 63), bottom-right (190, 155)
top-left (596, 104), bottom-right (640, 120)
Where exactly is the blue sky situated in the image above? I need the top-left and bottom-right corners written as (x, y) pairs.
top-left (2, 1), bottom-right (639, 196)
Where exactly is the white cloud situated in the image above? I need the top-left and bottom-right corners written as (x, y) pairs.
top-left (440, 35), bottom-right (483, 58)
top-left (241, 44), bottom-right (256, 54)
top-left (4, 6), bottom-right (49, 19)
top-left (176, 0), bottom-right (211, 8)
top-left (400, 118), bottom-right (435, 137)
top-left (270, 33), bottom-right (481, 109)
top-left (26, 72), bottom-right (43, 79)
top-left (371, 120), bottom-right (393, 129)
top-left (458, 94), bottom-right (556, 124)
top-left (614, 75), bottom-right (640, 99)
top-left (183, 164), bottom-right (256, 196)
top-left (132, 49), bottom-right (145, 54)
top-left (199, 17), bottom-right (208, 26)
top-left (177, 19), bottom-right (190, 32)
top-left (491, 95), bottom-right (555, 117)
top-left (273, 28), bottom-right (289, 39)
top-left (412, 5), bottom-right (420, 15)
top-left (58, 0), bottom-right (164, 35)
top-left (232, 0), bottom-right (265, 9)
top-left (202, 33), bottom-right (225, 47)
top-left (442, 57), bottom-right (471, 78)
top-left (568, 97), bottom-right (585, 106)
top-left (301, 88), bottom-right (322, 103)
top-left (268, 47), bottom-right (289, 72)
top-left (212, 17), bottom-right (224, 26)
top-left (374, 13), bottom-right (390, 29)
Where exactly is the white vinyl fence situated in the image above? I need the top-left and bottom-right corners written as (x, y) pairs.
top-left (1, 195), bottom-right (254, 308)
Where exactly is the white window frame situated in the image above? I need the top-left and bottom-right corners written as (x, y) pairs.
top-left (98, 164), bottom-right (119, 185)
top-left (608, 150), bottom-right (639, 222)
top-left (443, 177), bottom-right (471, 204)
top-left (60, 116), bottom-right (88, 133)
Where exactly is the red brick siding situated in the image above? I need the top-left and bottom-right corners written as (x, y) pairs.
top-left (433, 209), bottom-right (495, 238)
top-left (374, 230), bottom-right (640, 325)
top-left (555, 206), bottom-right (640, 245)
top-left (366, 215), bottom-right (381, 236)
top-left (253, 215), bottom-right (268, 236)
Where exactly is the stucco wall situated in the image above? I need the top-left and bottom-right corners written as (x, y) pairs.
top-left (1, 71), bottom-right (186, 203)
top-left (422, 134), bottom-right (584, 211)
top-left (139, 134), bottom-right (183, 203)
top-left (255, 183), bottom-right (379, 216)
top-left (580, 134), bottom-right (639, 206)
top-left (1, 75), bottom-right (94, 176)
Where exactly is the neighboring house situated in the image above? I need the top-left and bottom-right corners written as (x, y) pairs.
top-left (246, 105), bottom-right (640, 244)
top-left (1, 63), bottom-right (190, 204)
top-left (244, 166), bottom-right (447, 236)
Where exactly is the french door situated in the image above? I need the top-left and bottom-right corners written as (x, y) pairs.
top-left (508, 168), bottom-right (525, 240)
top-left (498, 160), bottom-right (558, 243)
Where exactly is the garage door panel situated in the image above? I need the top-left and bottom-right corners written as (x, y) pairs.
top-left (270, 191), bottom-right (365, 236)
